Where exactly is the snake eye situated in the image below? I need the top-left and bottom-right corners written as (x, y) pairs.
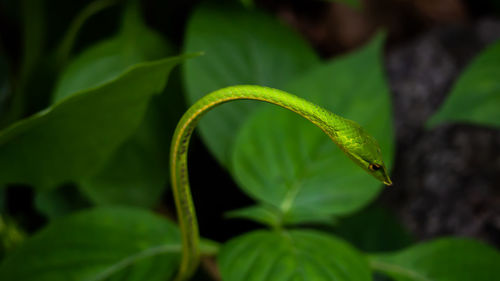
top-left (369, 163), bottom-right (381, 171)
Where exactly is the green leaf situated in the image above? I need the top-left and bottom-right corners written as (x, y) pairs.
top-left (369, 238), bottom-right (500, 281)
top-left (58, 1), bottom-right (181, 207)
top-left (78, 87), bottom-right (179, 207)
top-left (232, 34), bottom-right (393, 223)
top-left (428, 39), bottom-right (500, 128)
top-left (0, 54), bottom-right (196, 190)
top-left (184, 3), bottom-right (319, 166)
top-left (78, 70), bottom-right (185, 208)
top-left (218, 229), bottom-right (371, 281)
top-left (0, 207), bottom-right (181, 281)
top-left (78, 100), bottom-right (167, 207)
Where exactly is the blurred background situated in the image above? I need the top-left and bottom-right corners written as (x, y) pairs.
top-left (0, 0), bottom-right (499, 272)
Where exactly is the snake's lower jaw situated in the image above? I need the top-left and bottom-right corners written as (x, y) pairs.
top-left (383, 175), bottom-right (393, 186)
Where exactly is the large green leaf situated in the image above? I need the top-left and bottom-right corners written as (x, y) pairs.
top-left (232, 34), bottom-right (393, 223)
top-left (184, 3), bottom-right (319, 166)
top-left (0, 207), bottom-right (181, 281)
top-left (218, 229), bottom-right (371, 281)
top-left (369, 238), bottom-right (500, 281)
top-left (0, 54), bottom-right (195, 190)
top-left (428, 39), bottom-right (500, 128)
top-left (79, 84), bottom-right (181, 207)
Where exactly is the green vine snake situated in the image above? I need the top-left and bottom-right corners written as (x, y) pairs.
top-left (170, 85), bottom-right (392, 280)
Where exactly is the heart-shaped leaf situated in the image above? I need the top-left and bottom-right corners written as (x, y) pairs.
top-left (428, 39), bottom-right (500, 128)
top-left (369, 238), bottom-right (500, 281)
top-left (0, 207), bottom-right (181, 281)
top-left (232, 34), bottom-right (393, 223)
top-left (0, 53), bottom-right (195, 190)
top-left (183, 3), bottom-right (318, 166)
top-left (218, 229), bottom-right (371, 281)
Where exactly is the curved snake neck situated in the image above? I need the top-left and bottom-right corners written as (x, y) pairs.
top-left (170, 85), bottom-right (389, 280)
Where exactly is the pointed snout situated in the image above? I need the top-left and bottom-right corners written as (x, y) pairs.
top-left (384, 178), bottom-right (393, 186)
top-left (381, 166), bottom-right (392, 186)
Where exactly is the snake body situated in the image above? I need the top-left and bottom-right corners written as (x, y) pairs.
top-left (170, 85), bottom-right (392, 280)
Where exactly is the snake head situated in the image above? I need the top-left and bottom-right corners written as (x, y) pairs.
top-left (337, 120), bottom-right (392, 186)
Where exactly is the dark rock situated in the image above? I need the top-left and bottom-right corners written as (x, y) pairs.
top-left (383, 19), bottom-right (500, 246)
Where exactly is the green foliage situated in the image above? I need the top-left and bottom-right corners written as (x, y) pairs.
top-left (232, 34), bottom-right (393, 224)
top-left (56, 1), bottom-right (177, 207)
top-left (218, 230), bottom-right (371, 281)
top-left (0, 0), bottom-right (188, 210)
top-left (0, 1), bottom-right (499, 281)
top-left (0, 207), bottom-right (181, 281)
top-left (369, 238), bottom-right (500, 281)
top-left (52, 0), bottom-right (172, 101)
top-left (0, 54), bottom-right (192, 190)
top-left (184, 3), bottom-right (319, 166)
top-left (78, 90), bottom-right (177, 207)
top-left (428, 39), bottom-right (500, 128)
